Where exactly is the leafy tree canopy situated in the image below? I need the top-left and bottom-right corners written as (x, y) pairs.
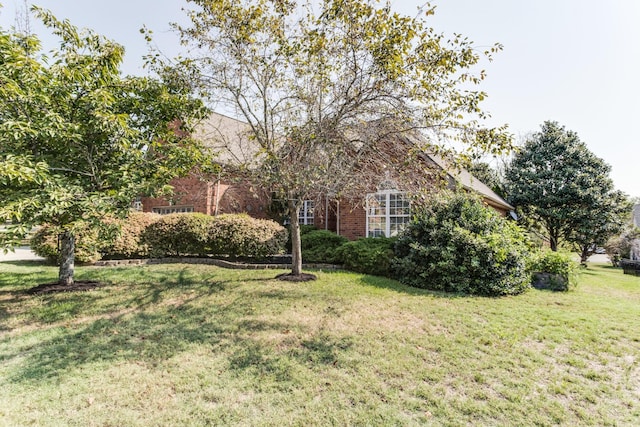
top-left (505, 121), bottom-right (628, 259)
top-left (174, 0), bottom-right (512, 276)
top-left (0, 7), bottom-right (210, 284)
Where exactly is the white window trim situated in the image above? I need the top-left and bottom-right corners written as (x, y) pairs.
top-left (298, 200), bottom-right (314, 225)
top-left (365, 190), bottom-right (410, 237)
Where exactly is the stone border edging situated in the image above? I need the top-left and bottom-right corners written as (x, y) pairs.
top-left (93, 257), bottom-right (342, 271)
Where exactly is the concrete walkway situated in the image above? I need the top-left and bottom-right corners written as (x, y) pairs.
top-left (0, 246), bottom-right (44, 262)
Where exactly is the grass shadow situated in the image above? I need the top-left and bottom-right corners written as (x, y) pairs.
top-left (357, 274), bottom-right (471, 299)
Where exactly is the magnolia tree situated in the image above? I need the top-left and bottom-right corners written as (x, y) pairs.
top-left (505, 121), bottom-right (628, 261)
top-left (0, 8), bottom-right (209, 286)
top-left (175, 0), bottom-right (511, 278)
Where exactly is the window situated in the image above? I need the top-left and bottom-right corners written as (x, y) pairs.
top-left (152, 206), bottom-right (194, 215)
top-left (298, 200), bottom-right (314, 225)
top-left (366, 191), bottom-right (410, 237)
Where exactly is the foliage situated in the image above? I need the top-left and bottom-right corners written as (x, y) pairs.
top-left (335, 237), bottom-right (396, 277)
top-left (0, 8), bottom-right (209, 284)
top-left (175, 0), bottom-right (511, 275)
top-left (101, 212), bottom-right (161, 259)
top-left (31, 224), bottom-right (102, 264)
top-left (605, 227), bottom-right (640, 260)
top-left (208, 214), bottom-right (288, 258)
top-left (529, 250), bottom-right (579, 291)
top-left (504, 121), bottom-right (628, 258)
top-left (300, 230), bottom-right (348, 263)
top-left (392, 192), bottom-right (531, 296)
top-left (285, 224), bottom-right (317, 253)
top-left (142, 213), bottom-right (213, 257)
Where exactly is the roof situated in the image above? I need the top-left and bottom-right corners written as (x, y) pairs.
top-left (194, 112), bottom-right (514, 212)
top-left (427, 152), bottom-right (514, 211)
top-left (193, 112), bottom-right (255, 166)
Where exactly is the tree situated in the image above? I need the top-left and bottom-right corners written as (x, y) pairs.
top-left (0, 8), bottom-right (209, 286)
top-left (504, 121), bottom-right (627, 258)
top-left (175, 0), bottom-right (510, 278)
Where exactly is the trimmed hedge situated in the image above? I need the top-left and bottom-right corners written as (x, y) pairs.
top-left (335, 237), bottom-right (396, 277)
top-left (208, 214), bottom-right (288, 258)
top-left (142, 213), bottom-right (213, 257)
top-left (31, 223), bottom-right (102, 264)
top-left (392, 193), bottom-right (531, 296)
top-left (301, 229), bottom-right (348, 263)
top-left (101, 212), bottom-right (161, 259)
top-left (529, 250), bottom-right (579, 291)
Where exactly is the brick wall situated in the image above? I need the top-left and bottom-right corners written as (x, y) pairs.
top-left (142, 176), bottom-right (271, 219)
top-left (337, 200), bottom-right (366, 240)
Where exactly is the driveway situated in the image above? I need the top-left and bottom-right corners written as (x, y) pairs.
top-left (0, 246), bottom-right (44, 262)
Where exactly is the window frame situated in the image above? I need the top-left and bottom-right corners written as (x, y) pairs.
top-left (365, 190), bottom-right (410, 237)
top-left (152, 206), bottom-right (194, 215)
top-left (298, 200), bottom-right (315, 225)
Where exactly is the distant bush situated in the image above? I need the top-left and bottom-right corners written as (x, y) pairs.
top-left (529, 250), bottom-right (578, 291)
top-left (142, 213), bottom-right (213, 257)
top-left (335, 237), bottom-right (396, 277)
top-left (31, 224), bottom-right (102, 264)
top-left (301, 229), bottom-right (348, 263)
top-left (605, 228), bottom-right (640, 260)
top-left (392, 193), bottom-right (531, 296)
top-left (208, 214), bottom-right (288, 258)
top-left (101, 212), bottom-right (161, 259)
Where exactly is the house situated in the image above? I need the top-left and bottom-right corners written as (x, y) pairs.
top-left (141, 113), bottom-right (513, 240)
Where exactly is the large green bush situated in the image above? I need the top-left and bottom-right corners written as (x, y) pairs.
top-left (335, 237), bottom-right (396, 277)
top-left (392, 193), bottom-right (531, 296)
top-left (31, 224), bottom-right (102, 264)
top-left (529, 250), bottom-right (578, 291)
top-left (208, 214), bottom-right (288, 258)
top-left (101, 212), bottom-right (161, 259)
top-left (301, 229), bottom-right (348, 263)
top-left (142, 213), bottom-right (213, 257)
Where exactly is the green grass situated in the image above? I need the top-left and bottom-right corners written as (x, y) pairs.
top-left (1, 261), bottom-right (639, 426)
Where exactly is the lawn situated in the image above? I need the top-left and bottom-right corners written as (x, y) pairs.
top-left (1, 261), bottom-right (639, 426)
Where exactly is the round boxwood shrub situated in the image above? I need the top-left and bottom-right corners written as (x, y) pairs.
top-left (301, 229), bottom-right (348, 263)
top-left (335, 237), bottom-right (396, 277)
top-left (31, 223), bottom-right (102, 264)
top-left (208, 214), bottom-right (288, 258)
top-left (392, 193), bottom-right (531, 296)
top-left (101, 212), bottom-right (161, 259)
top-left (142, 213), bottom-right (213, 257)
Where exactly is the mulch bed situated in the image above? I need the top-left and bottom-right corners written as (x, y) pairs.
top-left (275, 273), bottom-right (317, 282)
top-left (25, 281), bottom-right (103, 295)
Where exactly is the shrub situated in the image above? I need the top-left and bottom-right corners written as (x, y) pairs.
top-left (101, 212), bottom-right (161, 259)
top-left (335, 237), bottom-right (396, 277)
top-left (605, 228), bottom-right (640, 260)
top-left (529, 250), bottom-right (579, 291)
top-left (208, 214), bottom-right (288, 258)
top-left (301, 229), bottom-right (348, 263)
top-left (142, 213), bottom-right (213, 257)
top-left (392, 193), bottom-right (531, 296)
top-left (31, 223), bottom-right (102, 264)
top-left (286, 224), bottom-right (317, 252)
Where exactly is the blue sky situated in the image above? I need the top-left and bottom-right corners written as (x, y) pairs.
top-left (1, 0), bottom-right (638, 198)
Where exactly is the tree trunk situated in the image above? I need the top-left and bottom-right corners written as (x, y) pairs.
top-left (579, 245), bottom-right (590, 264)
top-left (548, 226), bottom-right (559, 251)
top-left (288, 199), bottom-right (303, 276)
top-left (58, 231), bottom-right (75, 286)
